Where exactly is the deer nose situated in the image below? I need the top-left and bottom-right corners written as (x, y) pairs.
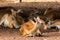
top-left (14, 25), bottom-right (20, 29)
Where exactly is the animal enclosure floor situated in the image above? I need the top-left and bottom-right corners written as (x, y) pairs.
top-left (0, 27), bottom-right (60, 40)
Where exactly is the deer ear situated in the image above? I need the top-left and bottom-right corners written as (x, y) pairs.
top-left (37, 16), bottom-right (40, 20)
top-left (11, 9), bottom-right (16, 16)
top-left (11, 9), bottom-right (13, 12)
top-left (16, 9), bottom-right (24, 14)
top-left (11, 9), bottom-right (16, 13)
top-left (34, 17), bottom-right (36, 21)
top-left (17, 9), bottom-right (22, 13)
top-left (33, 17), bottom-right (37, 22)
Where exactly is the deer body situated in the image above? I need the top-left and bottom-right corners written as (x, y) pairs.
top-left (19, 16), bottom-right (47, 37)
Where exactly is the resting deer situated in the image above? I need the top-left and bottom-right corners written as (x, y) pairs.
top-left (48, 19), bottom-right (60, 30)
top-left (0, 9), bottom-right (21, 28)
top-left (19, 16), bottom-right (48, 37)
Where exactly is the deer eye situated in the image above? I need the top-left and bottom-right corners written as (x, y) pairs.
top-left (37, 22), bottom-right (40, 24)
top-left (41, 23), bottom-right (43, 25)
top-left (12, 17), bottom-right (15, 20)
top-left (12, 18), bottom-right (14, 20)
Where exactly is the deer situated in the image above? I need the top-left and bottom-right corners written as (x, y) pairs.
top-left (19, 16), bottom-right (48, 37)
top-left (0, 9), bottom-right (24, 29)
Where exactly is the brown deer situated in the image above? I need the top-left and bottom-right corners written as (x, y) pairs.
top-left (19, 16), bottom-right (48, 37)
top-left (0, 9), bottom-right (24, 28)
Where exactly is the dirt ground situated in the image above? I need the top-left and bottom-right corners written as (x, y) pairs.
top-left (0, 26), bottom-right (59, 40)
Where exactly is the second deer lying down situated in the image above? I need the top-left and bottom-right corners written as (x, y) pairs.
top-left (0, 14), bottom-right (20, 28)
top-left (0, 9), bottom-right (24, 29)
top-left (48, 19), bottom-right (60, 30)
top-left (19, 16), bottom-right (48, 37)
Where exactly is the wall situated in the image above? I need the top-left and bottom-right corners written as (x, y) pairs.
top-left (0, 0), bottom-right (20, 3)
top-left (0, 0), bottom-right (60, 3)
top-left (22, 0), bottom-right (59, 2)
